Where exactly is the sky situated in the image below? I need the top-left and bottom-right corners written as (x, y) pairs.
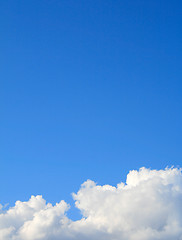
top-left (1, 0), bottom-right (182, 224)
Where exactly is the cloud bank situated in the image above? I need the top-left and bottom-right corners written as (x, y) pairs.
top-left (1, 167), bottom-right (182, 240)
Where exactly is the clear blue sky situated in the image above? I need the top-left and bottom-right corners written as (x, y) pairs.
top-left (1, 0), bottom-right (182, 217)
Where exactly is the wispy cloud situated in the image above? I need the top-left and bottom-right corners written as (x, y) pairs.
top-left (1, 167), bottom-right (182, 240)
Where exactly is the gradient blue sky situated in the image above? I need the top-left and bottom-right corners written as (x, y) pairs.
top-left (1, 0), bottom-right (182, 218)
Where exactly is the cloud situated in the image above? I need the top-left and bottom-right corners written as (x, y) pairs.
top-left (1, 167), bottom-right (182, 240)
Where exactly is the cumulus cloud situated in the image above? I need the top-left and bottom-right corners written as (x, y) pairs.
top-left (1, 167), bottom-right (182, 240)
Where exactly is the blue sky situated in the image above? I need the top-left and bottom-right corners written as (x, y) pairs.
top-left (1, 0), bottom-right (182, 218)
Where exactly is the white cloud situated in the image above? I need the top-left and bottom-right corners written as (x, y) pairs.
top-left (1, 167), bottom-right (182, 240)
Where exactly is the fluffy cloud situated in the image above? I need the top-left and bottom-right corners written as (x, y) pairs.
top-left (1, 167), bottom-right (182, 240)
